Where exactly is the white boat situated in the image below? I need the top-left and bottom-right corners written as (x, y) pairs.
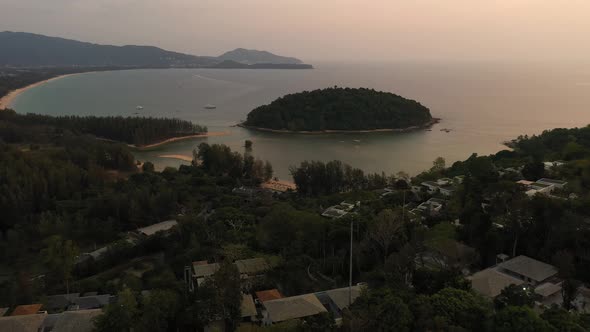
top-left (136, 105), bottom-right (144, 110)
top-left (204, 104), bottom-right (217, 109)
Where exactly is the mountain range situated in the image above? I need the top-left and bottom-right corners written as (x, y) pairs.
top-left (0, 31), bottom-right (311, 69)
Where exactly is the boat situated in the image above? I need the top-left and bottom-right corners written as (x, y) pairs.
top-left (353, 139), bottom-right (361, 143)
top-left (136, 105), bottom-right (144, 110)
top-left (440, 128), bottom-right (452, 133)
top-left (204, 104), bottom-right (217, 109)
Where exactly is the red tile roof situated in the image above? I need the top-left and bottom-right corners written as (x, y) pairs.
top-left (11, 304), bottom-right (43, 316)
top-left (255, 289), bottom-right (283, 303)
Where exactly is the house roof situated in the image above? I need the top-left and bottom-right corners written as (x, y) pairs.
top-left (263, 294), bottom-right (327, 323)
top-left (469, 268), bottom-right (524, 298)
top-left (255, 289), bottom-right (284, 303)
top-left (241, 294), bottom-right (257, 318)
top-left (0, 313), bottom-right (47, 332)
top-left (235, 258), bottom-right (270, 275)
top-left (499, 255), bottom-right (558, 283)
top-left (193, 262), bottom-right (220, 278)
top-left (324, 285), bottom-right (363, 310)
top-left (11, 304), bottom-right (43, 316)
top-left (71, 295), bottom-right (112, 310)
top-left (535, 282), bottom-right (562, 298)
top-left (537, 178), bottom-right (567, 185)
top-left (46, 293), bottom-right (81, 311)
top-left (51, 309), bottom-right (103, 332)
top-left (136, 220), bottom-right (178, 236)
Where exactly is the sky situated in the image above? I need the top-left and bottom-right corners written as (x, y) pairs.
top-left (1, 0), bottom-right (590, 63)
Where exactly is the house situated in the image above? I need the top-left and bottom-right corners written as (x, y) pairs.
top-left (255, 289), bottom-right (284, 304)
top-left (470, 255), bottom-right (562, 307)
top-left (43, 309), bottom-right (103, 332)
top-left (421, 180), bottom-right (455, 197)
top-left (241, 294), bottom-right (258, 321)
top-left (421, 181), bottom-right (439, 194)
top-left (136, 220), bottom-right (178, 237)
top-left (232, 186), bottom-right (257, 198)
top-left (469, 268), bottom-right (525, 298)
top-left (0, 313), bottom-right (47, 332)
top-left (76, 246), bottom-right (109, 264)
top-left (11, 304), bottom-right (43, 316)
top-left (261, 181), bottom-right (296, 193)
top-left (262, 294), bottom-right (328, 325)
top-left (0, 308), bottom-right (7, 317)
top-left (45, 293), bottom-right (81, 312)
top-left (536, 178), bottom-right (568, 189)
top-left (321, 201), bottom-right (359, 219)
top-left (497, 255), bottom-right (558, 285)
top-left (438, 185), bottom-right (455, 197)
top-left (416, 198), bottom-right (445, 216)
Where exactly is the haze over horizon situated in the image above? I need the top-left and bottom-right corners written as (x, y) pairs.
top-left (1, 0), bottom-right (590, 63)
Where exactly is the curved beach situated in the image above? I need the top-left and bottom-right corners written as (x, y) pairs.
top-left (0, 73), bottom-right (83, 110)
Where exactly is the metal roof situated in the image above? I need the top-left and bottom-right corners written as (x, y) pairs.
top-left (264, 294), bottom-right (327, 323)
top-left (51, 309), bottom-right (103, 332)
top-left (499, 255), bottom-right (558, 283)
top-left (323, 285), bottom-right (363, 310)
top-left (0, 313), bottom-right (47, 332)
top-left (136, 220), bottom-right (178, 236)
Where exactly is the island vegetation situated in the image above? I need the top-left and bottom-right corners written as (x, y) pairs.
top-left (0, 110), bottom-right (207, 146)
top-left (3, 109), bottom-right (590, 331)
top-left (243, 87), bottom-right (434, 132)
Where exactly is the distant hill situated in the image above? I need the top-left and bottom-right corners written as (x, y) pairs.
top-left (209, 60), bottom-right (312, 70)
top-left (0, 31), bottom-right (310, 69)
top-left (243, 87), bottom-right (434, 132)
top-left (218, 48), bottom-right (303, 65)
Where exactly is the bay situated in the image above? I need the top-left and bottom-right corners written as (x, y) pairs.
top-left (11, 62), bottom-right (590, 180)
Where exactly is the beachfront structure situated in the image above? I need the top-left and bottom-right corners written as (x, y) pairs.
top-left (136, 220), bottom-right (178, 237)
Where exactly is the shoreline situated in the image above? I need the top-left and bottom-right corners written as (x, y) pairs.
top-left (0, 72), bottom-right (92, 110)
top-left (157, 154), bottom-right (194, 162)
top-left (237, 118), bottom-right (440, 134)
top-left (134, 131), bottom-right (231, 150)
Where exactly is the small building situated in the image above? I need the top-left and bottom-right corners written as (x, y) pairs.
top-left (11, 304), bottom-right (43, 316)
top-left (543, 161), bottom-right (565, 170)
top-left (136, 220), bottom-right (178, 237)
top-left (321, 201), bottom-right (359, 219)
top-left (322, 285), bottom-right (363, 312)
top-left (421, 181), bottom-right (439, 194)
top-left (497, 255), bottom-right (558, 285)
top-left (262, 294), bottom-right (328, 325)
top-left (0, 313), bottom-right (47, 332)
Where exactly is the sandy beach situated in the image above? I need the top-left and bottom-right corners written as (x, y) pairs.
top-left (0, 73), bottom-right (84, 110)
top-left (238, 118), bottom-right (441, 134)
top-left (157, 154), bottom-right (194, 162)
top-left (135, 131), bottom-right (231, 150)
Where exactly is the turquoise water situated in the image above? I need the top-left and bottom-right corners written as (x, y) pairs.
top-left (11, 62), bottom-right (590, 179)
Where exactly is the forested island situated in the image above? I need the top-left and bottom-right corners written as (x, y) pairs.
top-left (242, 87), bottom-right (435, 132)
top-left (0, 110), bottom-right (207, 146)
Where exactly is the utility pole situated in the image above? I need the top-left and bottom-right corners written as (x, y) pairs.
top-left (349, 217), bottom-right (353, 306)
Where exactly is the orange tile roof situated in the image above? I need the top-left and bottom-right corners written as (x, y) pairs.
top-left (193, 260), bottom-right (209, 266)
top-left (11, 304), bottom-right (43, 316)
top-left (255, 289), bottom-right (283, 303)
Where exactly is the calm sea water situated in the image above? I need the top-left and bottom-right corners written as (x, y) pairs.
top-left (11, 62), bottom-right (590, 180)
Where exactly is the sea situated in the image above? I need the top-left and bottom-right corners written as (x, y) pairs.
top-left (10, 61), bottom-right (590, 180)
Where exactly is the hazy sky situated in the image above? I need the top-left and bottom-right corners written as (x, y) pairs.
top-left (1, 0), bottom-right (589, 63)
